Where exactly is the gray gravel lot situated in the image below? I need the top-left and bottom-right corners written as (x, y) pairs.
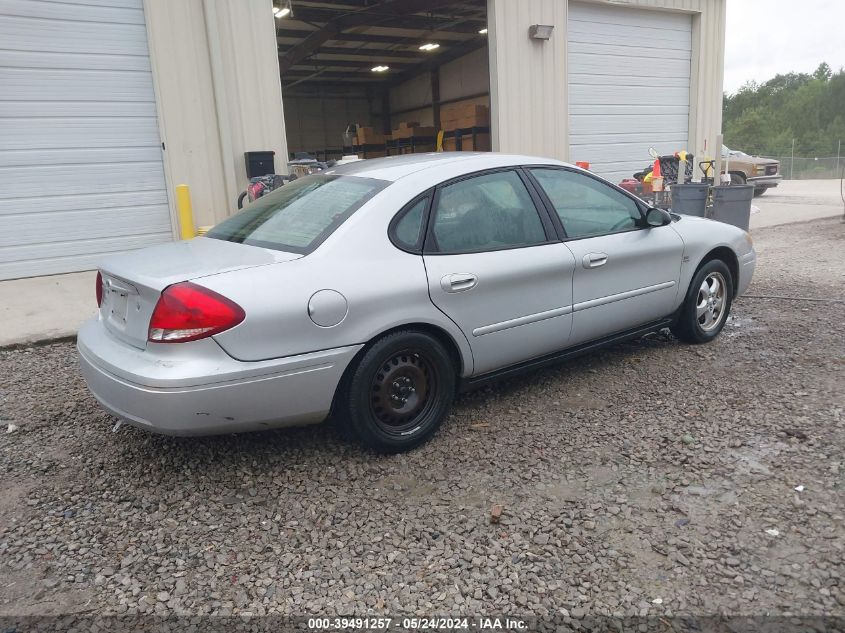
top-left (1, 217), bottom-right (843, 622)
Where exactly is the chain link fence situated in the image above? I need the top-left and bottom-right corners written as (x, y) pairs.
top-left (763, 156), bottom-right (844, 180)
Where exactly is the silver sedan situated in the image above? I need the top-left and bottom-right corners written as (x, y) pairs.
top-left (78, 153), bottom-right (756, 452)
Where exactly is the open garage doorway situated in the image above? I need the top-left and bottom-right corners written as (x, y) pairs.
top-left (275, 0), bottom-right (490, 162)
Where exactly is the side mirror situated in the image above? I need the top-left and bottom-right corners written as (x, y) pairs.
top-left (645, 207), bottom-right (672, 227)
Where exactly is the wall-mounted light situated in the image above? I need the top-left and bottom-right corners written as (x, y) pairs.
top-left (478, 27), bottom-right (488, 34)
top-left (419, 42), bottom-right (440, 52)
top-left (528, 24), bottom-right (554, 40)
top-left (371, 65), bottom-right (390, 73)
top-left (273, 1), bottom-right (292, 18)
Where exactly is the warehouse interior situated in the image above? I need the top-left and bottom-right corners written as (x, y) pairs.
top-left (275, 0), bottom-right (491, 160)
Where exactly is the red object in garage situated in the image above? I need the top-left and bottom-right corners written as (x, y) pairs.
top-left (619, 179), bottom-right (639, 194)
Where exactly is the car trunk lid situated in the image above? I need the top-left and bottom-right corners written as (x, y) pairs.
top-left (98, 237), bottom-right (301, 349)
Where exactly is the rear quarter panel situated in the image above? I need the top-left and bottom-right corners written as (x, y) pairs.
top-left (200, 174), bottom-right (476, 374)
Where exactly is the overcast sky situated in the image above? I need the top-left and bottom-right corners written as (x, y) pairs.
top-left (723, 0), bottom-right (845, 94)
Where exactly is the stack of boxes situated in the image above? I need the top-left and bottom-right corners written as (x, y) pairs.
top-left (350, 100), bottom-right (491, 158)
top-left (441, 103), bottom-right (490, 152)
top-left (352, 126), bottom-right (389, 158)
top-left (390, 121), bottom-right (436, 153)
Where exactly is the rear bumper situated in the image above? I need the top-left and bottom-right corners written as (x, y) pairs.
top-left (746, 175), bottom-right (782, 187)
top-left (77, 318), bottom-right (361, 435)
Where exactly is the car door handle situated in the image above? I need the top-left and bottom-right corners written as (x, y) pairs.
top-left (582, 253), bottom-right (608, 269)
top-left (441, 273), bottom-right (478, 293)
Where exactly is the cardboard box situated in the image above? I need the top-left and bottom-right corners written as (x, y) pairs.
top-left (443, 132), bottom-right (491, 152)
top-left (355, 126), bottom-right (386, 145)
top-left (441, 104), bottom-right (489, 130)
top-left (392, 125), bottom-right (436, 140)
top-left (355, 136), bottom-right (386, 146)
top-left (410, 126), bottom-right (435, 137)
top-left (441, 103), bottom-right (486, 120)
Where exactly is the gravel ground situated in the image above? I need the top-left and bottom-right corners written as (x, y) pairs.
top-left (0, 217), bottom-right (843, 623)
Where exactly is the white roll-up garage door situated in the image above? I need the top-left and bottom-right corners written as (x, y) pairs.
top-left (0, 0), bottom-right (172, 281)
top-left (568, 2), bottom-right (692, 184)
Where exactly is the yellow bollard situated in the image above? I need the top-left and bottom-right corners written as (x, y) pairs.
top-left (175, 184), bottom-right (196, 240)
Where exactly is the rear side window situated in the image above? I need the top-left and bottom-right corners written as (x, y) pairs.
top-left (429, 170), bottom-right (548, 254)
top-left (390, 196), bottom-right (430, 252)
top-left (207, 174), bottom-right (387, 254)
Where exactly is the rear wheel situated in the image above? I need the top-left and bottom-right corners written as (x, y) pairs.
top-left (341, 331), bottom-right (455, 453)
top-left (671, 259), bottom-right (733, 344)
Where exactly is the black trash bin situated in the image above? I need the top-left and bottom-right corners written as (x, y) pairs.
top-left (711, 184), bottom-right (754, 230)
top-left (670, 183), bottom-right (709, 217)
top-left (244, 151), bottom-right (276, 178)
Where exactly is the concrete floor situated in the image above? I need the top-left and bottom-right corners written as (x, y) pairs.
top-left (0, 270), bottom-right (97, 348)
top-left (0, 179), bottom-right (842, 348)
top-left (750, 178), bottom-right (844, 229)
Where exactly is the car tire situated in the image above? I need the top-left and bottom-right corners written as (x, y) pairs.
top-left (753, 187), bottom-right (767, 197)
top-left (730, 172), bottom-right (746, 185)
top-left (340, 330), bottom-right (456, 453)
top-left (671, 259), bottom-right (734, 344)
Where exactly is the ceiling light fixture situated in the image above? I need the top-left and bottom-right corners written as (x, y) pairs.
top-left (418, 42), bottom-right (440, 52)
top-left (478, 28), bottom-right (488, 34)
top-left (371, 65), bottom-right (390, 72)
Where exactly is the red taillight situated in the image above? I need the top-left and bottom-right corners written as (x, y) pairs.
top-left (96, 271), bottom-right (103, 307)
top-left (148, 282), bottom-right (245, 344)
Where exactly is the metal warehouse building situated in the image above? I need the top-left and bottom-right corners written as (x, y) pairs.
top-left (0, 0), bottom-right (726, 281)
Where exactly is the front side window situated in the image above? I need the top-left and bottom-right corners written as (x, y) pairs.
top-left (529, 168), bottom-right (642, 239)
top-left (430, 170), bottom-right (547, 254)
top-left (207, 174), bottom-right (387, 254)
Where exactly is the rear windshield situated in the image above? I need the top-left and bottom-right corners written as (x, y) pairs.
top-left (207, 174), bottom-right (387, 254)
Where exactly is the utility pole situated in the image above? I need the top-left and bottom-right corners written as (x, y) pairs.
top-left (837, 139), bottom-right (841, 176)
top-left (790, 138), bottom-right (795, 180)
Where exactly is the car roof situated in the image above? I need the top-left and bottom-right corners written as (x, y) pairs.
top-left (321, 152), bottom-right (569, 182)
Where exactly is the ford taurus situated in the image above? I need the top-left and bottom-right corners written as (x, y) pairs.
top-left (78, 153), bottom-right (756, 452)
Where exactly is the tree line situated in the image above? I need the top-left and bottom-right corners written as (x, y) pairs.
top-left (723, 62), bottom-right (845, 158)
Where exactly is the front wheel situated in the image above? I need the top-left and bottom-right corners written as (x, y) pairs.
top-left (753, 187), bottom-right (767, 197)
top-left (340, 331), bottom-right (456, 453)
top-left (671, 260), bottom-right (734, 344)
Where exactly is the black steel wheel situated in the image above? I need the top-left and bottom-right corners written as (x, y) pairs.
top-left (369, 349), bottom-right (435, 434)
top-left (341, 330), bottom-right (455, 453)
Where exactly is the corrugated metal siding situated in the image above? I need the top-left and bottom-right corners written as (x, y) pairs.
top-left (0, 0), bottom-right (171, 280)
top-left (142, 0), bottom-right (289, 227)
top-left (488, 0), bottom-right (569, 159)
top-left (488, 0), bottom-right (725, 177)
top-left (568, 2), bottom-right (692, 182)
top-left (388, 47), bottom-right (490, 128)
top-left (390, 73), bottom-right (432, 115)
top-left (439, 47), bottom-right (490, 102)
top-left (284, 94), bottom-right (371, 154)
